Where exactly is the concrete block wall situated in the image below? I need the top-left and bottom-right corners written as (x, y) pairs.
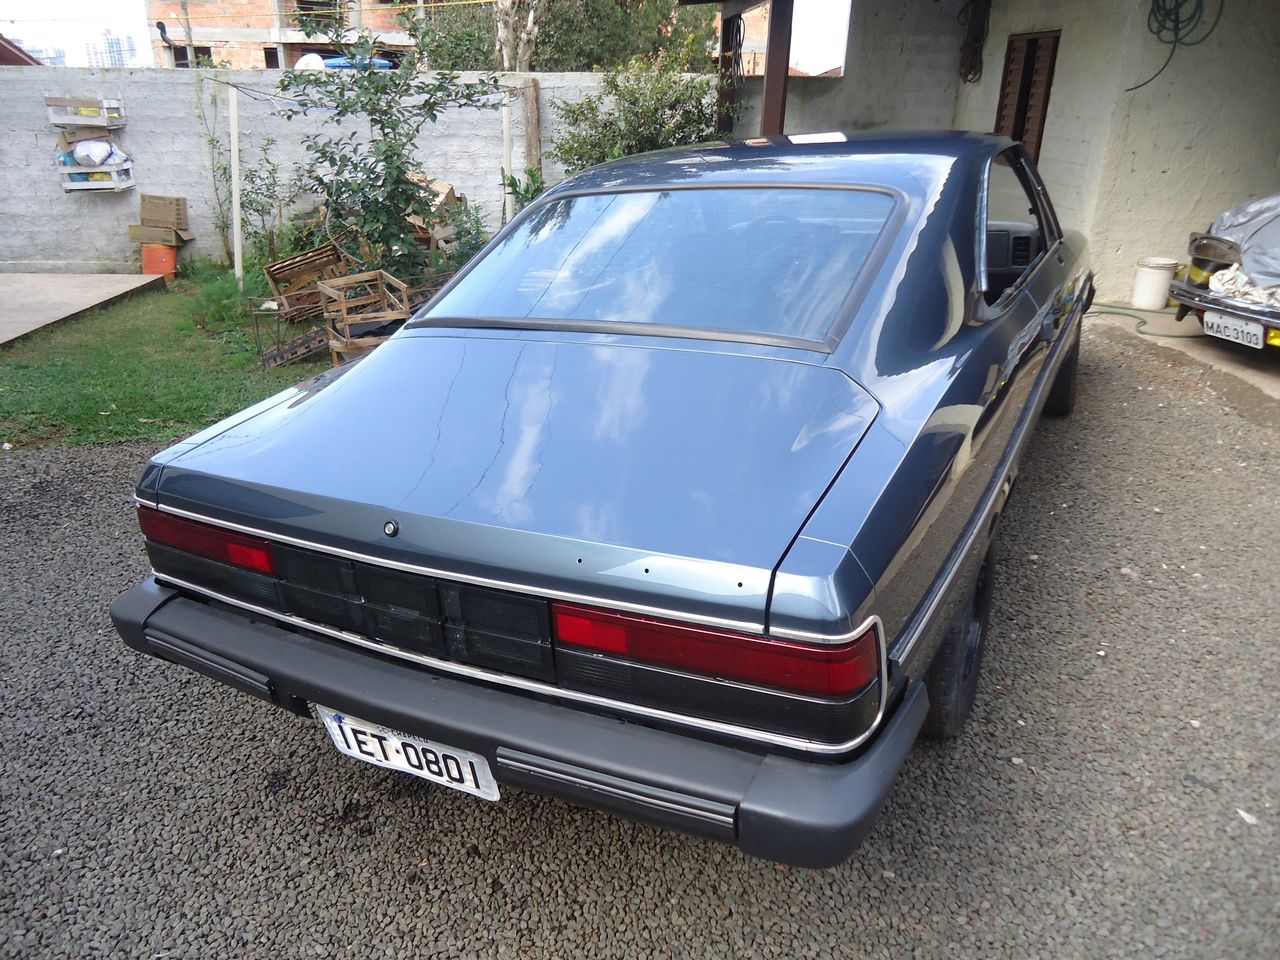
top-left (735, 0), bottom-right (964, 135)
top-left (0, 66), bottom-right (602, 273)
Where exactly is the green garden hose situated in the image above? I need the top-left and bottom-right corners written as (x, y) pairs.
top-left (1086, 308), bottom-right (1206, 339)
top-left (1125, 0), bottom-right (1226, 92)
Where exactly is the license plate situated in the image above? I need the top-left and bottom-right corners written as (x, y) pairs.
top-left (1203, 312), bottom-right (1265, 349)
top-left (316, 705), bottom-right (500, 801)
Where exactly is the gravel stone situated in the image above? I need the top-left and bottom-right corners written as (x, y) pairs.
top-left (1, 323), bottom-right (1276, 958)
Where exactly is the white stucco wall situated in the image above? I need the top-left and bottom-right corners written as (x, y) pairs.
top-left (954, 0), bottom-right (1280, 301)
top-left (736, 0), bottom-right (965, 135)
top-left (952, 0), bottom-right (1130, 244)
top-left (1090, 0), bottom-right (1280, 298)
top-left (0, 67), bottom-right (601, 273)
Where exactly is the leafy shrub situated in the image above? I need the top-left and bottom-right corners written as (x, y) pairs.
top-left (550, 56), bottom-right (721, 173)
top-left (184, 269), bottom-right (253, 333)
top-left (435, 202), bottom-right (492, 272)
top-left (502, 165), bottom-right (547, 216)
top-left (209, 135), bottom-right (303, 263)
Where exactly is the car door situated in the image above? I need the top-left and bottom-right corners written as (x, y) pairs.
top-left (998, 147), bottom-right (1074, 345)
top-left (881, 148), bottom-right (1065, 673)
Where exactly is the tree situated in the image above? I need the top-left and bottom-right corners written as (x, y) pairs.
top-left (536, 0), bottom-right (716, 72)
top-left (550, 54), bottom-right (721, 173)
top-left (278, 13), bottom-right (497, 277)
top-left (415, 0), bottom-right (716, 73)
top-left (421, 6), bottom-right (496, 71)
top-left (495, 0), bottom-right (550, 71)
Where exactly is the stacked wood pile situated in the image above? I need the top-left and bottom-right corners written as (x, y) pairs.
top-left (253, 175), bottom-right (465, 369)
top-left (405, 174), bottom-right (465, 257)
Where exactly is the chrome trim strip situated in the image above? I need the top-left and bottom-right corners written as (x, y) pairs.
top-left (412, 315), bottom-right (833, 355)
top-left (768, 620), bottom-right (875, 644)
top-left (893, 295), bottom-right (1084, 666)
top-left (133, 498), bottom-right (763, 636)
top-left (975, 158), bottom-right (990, 294)
top-left (1168, 284), bottom-right (1280, 325)
top-left (152, 570), bottom-right (888, 756)
top-left (494, 755), bottom-right (736, 830)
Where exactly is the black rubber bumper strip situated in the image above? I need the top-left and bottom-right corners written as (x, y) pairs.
top-left (496, 748), bottom-right (737, 839)
top-left (145, 630), bottom-right (276, 704)
top-left (111, 578), bottom-right (927, 867)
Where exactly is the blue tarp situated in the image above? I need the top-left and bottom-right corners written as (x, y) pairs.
top-left (321, 56), bottom-right (392, 70)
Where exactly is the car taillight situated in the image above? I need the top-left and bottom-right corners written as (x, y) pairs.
top-left (551, 603), bottom-right (878, 698)
top-left (137, 506), bottom-right (276, 575)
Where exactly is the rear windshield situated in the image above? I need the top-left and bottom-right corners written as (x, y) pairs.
top-left (424, 187), bottom-right (895, 343)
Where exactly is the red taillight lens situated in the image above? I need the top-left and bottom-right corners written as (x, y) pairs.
top-left (551, 603), bottom-right (878, 698)
top-left (138, 506), bottom-right (276, 575)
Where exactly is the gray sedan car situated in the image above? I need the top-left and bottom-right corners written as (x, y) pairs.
top-left (112, 131), bottom-right (1091, 867)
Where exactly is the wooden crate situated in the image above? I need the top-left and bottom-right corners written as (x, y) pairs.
top-left (316, 271), bottom-right (413, 367)
top-left (263, 243), bottom-right (350, 325)
top-left (316, 270), bottom-right (411, 340)
top-left (129, 224), bottom-right (194, 245)
top-left (45, 95), bottom-right (125, 128)
top-left (58, 160), bottom-right (134, 192)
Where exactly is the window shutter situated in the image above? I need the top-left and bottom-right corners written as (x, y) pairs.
top-left (994, 37), bottom-right (1029, 138)
top-left (1020, 35), bottom-right (1059, 163)
top-left (992, 32), bottom-right (1060, 164)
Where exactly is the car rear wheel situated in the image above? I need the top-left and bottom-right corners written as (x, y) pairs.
top-left (922, 540), bottom-right (996, 739)
top-left (1043, 332), bottom-right (1080, 417)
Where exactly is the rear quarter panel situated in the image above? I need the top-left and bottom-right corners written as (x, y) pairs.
top-left (770, 153), bottom-right (1087, 684)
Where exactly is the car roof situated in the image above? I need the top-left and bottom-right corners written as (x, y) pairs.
top-left (544, 130), bottom-right (1015, 200)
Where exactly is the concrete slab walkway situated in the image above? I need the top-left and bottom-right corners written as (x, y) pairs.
top-left (1088, 302), bottom-right (1280, 402)
top-left (0, 274), bottom-right (165, 347)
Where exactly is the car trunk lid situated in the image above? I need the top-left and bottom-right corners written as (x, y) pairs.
top-left (150, 333), bottom-right (877, 628)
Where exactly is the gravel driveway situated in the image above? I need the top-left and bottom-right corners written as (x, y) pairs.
top-left (2, 323), bottom-right (1276, 959)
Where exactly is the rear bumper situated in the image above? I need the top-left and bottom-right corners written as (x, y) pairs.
top-left (111, 578), bottom-right (927, 868)
top-left (1169, 283), bottom-right (1280, 328)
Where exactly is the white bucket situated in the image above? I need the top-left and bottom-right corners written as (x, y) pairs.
top-left (1130, 256), bottom-right (1178, 310)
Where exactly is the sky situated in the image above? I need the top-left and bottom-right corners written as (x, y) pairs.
top-left (0, 0), bottom-right (152, 66)
top-left (790, 0), bottom-right (853, 76)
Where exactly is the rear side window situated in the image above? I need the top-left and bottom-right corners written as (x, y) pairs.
top-left (425, 187), bottom-right (896, 343)
top-left (984, 152), bottom-right (1050, 304)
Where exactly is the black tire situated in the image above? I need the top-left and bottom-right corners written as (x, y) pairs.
top-left (922, 541), bottom-right (997, 739)
top-left (1043, 332), bottom-right (1080, 417)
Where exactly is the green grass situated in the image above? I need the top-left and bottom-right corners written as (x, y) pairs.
top-left (0, 276), bottom-right (326, 447)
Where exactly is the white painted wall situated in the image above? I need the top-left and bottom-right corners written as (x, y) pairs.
top-left (955, 0), bottom-right (1280, 301)
top-left (952, 0), bottom-right (1130, 244)
top-left (736, 0), bottom-right (965, 135)
top-left (0, 67), bottom-right (601, 273)
top-left (1091, 0), bottom-right (1280, 299)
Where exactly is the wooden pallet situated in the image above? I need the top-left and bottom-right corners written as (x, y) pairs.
top-left (260, 325), bottom-right (329, 369)
top-left (264, 243), bottom-right (350, 325)
top-left (328, 332), bottom-right (394, 365)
